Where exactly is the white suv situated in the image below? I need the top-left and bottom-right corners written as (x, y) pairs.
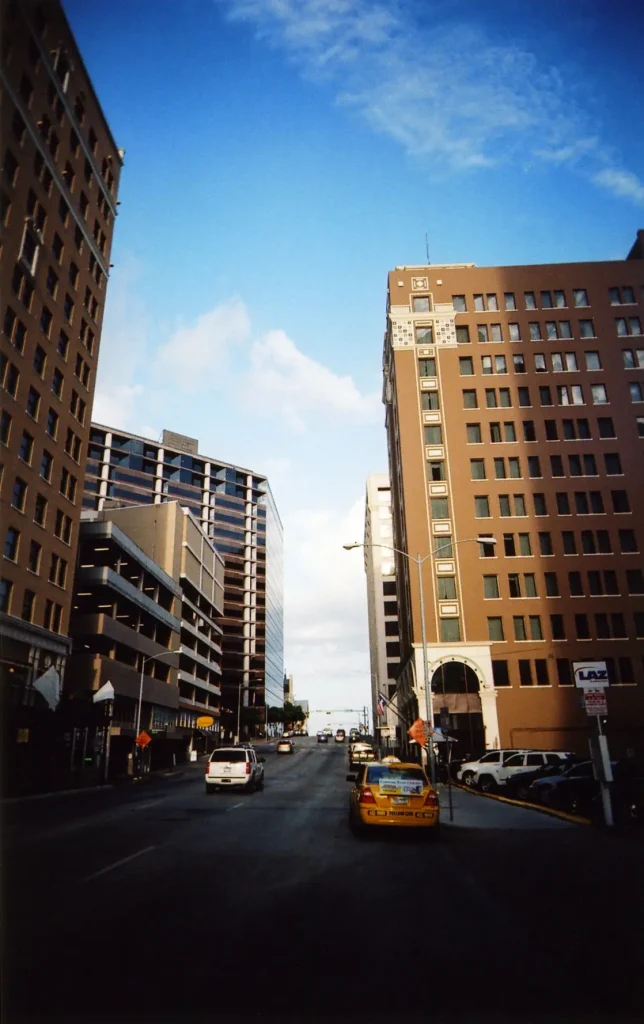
top-left (473, 751), bottom-right (575, 793)
top-left (457, 750), bottom-right (527, 787)
top-left (205, 747), bottom-right (265, 793)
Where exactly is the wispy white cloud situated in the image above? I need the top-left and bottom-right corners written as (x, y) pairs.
top-left (154, 297), bottom-right (252, 390)
top-left (248, 329), bottom-right (380, 431)
top-left (219, 0), bottom-right (644, 204)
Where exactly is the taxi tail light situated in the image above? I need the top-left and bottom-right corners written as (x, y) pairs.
top-left (424, 791), bottom-right (439, 808)
top-left (245, 761), bottom-right (252, 775)
top-left (359, 787), bottom-right (376, 805)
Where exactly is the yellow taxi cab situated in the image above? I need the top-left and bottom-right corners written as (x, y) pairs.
top-left (347, 761), bottom-right (440, 833)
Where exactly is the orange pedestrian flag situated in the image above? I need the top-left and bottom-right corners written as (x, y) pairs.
top-left (135, 730), bottom-right (152, 748)
top-left (408, 718), bottom-right (428, 747)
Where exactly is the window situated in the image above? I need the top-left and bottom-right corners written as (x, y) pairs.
top-left (462, 389), bottom-right (478, 408)
top-left (508, 458), bottom-right (521, 479)
top-left (539, 386), bottom-right (553, 406)
top-left (619, 530), bottom-right (638, 553)
top-left (470, 459), bottom-right (486, 480)
top-left (34, 494), bottom-right (48, 526)
top-left (579, 319), bottom-right (595, 338)
top-left (418, 358), bottom-right (436, 376)
top-left (509, 323), bottom-right (521, 342)
top-left (524, 456), bottom-right (540, 479)
top-left (559, 320), bottom-right (573, 339)
top-left (488, 617), bottom-right (504, 641)
top-left (514, 495), bottom-right (527, 517)
top-left (550, 455), bottom-right (564, 477)
top-left (27, 540), bottom-right (41, 574)
top-left (452, 295), bottom-right (466, 312)
top-left (544, 572), bottom-right (559, 596)
top-left (504, 293), bottom-right (516, 311)
top-left (475, 496), bottom-right (490, 518)
top-left (573, 289), bottom-right (589, 307)
top-left (504, 534), bottom-right (516, 557)
top-left (435, 537), bottom-right (453, 558)
top-left (629, 382), bottom-right (643, 403)
top-left (430, 498), bottom-right (449, 520)
top-left (4, 526), bottom-right (19, 561)
top-left (26, 387), bottom-right (41, 420)
top-left (604, 453), bottom-right (622, 475)
top-left (440, 619), bottom-right (461, 642)
top-left (588, 570), bottom-right (603, 595)
top-left (575, 614), bottom-right (590, 640)
top-left (492, 661), bottom-right (511, 686)
top-left (616, 316), bottom-right (642, 336)
top-left (565, 352), bottom-right (578, 371)
top-left (546, 322), bottom-right (558, 341)
top-left (483, 575), bottom-right (499, 599)
top-left (598, 417), bottom-right (615, 438)
top-left (556, 659), bottom-right (572, 686)
top-left (482, 356), bottom-right (493, 375)
top-left (57, 330), bottom-right (69, 361)
top-left (513, 616), bottom-right (527, 641)
top-left (467, 423), bottom-right (482, 444)
top-left (508, 573), bottom-right (521, 597)
top-left (12, 476), bottom-right (27, 511)
top-left (495, 355), bottom-right (507, 374)
top-left (459, 357), bottom-right (474, 376)
top-left (523, 423), bottom-right (537, 444)
top-left (611, 490), bottom-right (630, 514)
top-left (574, 492), bottom-right (589, 514)
top-left (535, 353), bottom-right (547, 373)
top-left (63, 294), bottom-right (74, 323)
top-left (413, 331), bottom-right (434, 352)
top-left (636, 614), bottom-right (644, 639)
top-left (438, 577), bottom-right (457, 600)
top-left (420, 390), bottom-right (438, 412)
top-left (534, 493), bottom-right (547, 516)
top-left (562, 531), bottom-right (577, 555)
top-left (21, 589), bottom-right (36, 623)
top-left (529, 323), bottom-right (542, 342)
top-left (473, 294), bottom-right (485, 312)
top-left (40, 450), bottom-right (53, 482)
top-left (590, 491), bottom-right (604, 513)
top-left (46, 408), bottom-right (58, 439)
top-left (540, 290), bottom-right (553, 309)
top-left (513, 354), bottom-right (526, 373)
top-left (485, 388), bottom-right (497, 409)
top-left (479, 537), bottom-right (496, 558)
top-left (597, 530), bottom-right (612, 553)
top-left (0, 578), bottom-right (13, 614)
top-left (585, 351), bottom-right (601, 371)
top-left (424, 425), bottom-right (442, 445)
top-left (412, 296), bottom-right (430, 313)
top-left (517, 387), bottom-right (531, 408)
top-left (591, 384), bottom-right (608, 405)
top-left (478, 325), bottom-right (489, 344)
top-left (494, 458), bottom-right (506, 480)
top-left (524, 292), bottom-right (537, 310)
top-left (556, 493), bottom-right (571, 515)
top-left (487, 294), bottom-right (499, 311)
top-left (569, 455), bottom-right (582, 477)
top-left (536, 532), bottom-right (552, 557)
top-left (491, 324), bottom-right (503, 343)
top-left (490, 422), bottom-right (501, 443)
top-left (456, 325), bottom-right (470, 344)
top-left (637, 417), bottom-right (644, 438)
top-left (499, 495), bottom-right (511, 517)
top-left (610, 287), bottom-right (635, 305)
top-left (52, 369), bottom-right (64, 398)
top-left (581, 531), bottom-right (596, 555)
top-left (519, 535), bottom-right (530, 556)
top-left (427, 461), bottom-right (445, 481)
top-left (627, 569), bottom-right (644, 595)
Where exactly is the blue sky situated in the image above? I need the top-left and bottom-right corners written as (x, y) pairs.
top-left (64, 0), bottom-right (644, 729)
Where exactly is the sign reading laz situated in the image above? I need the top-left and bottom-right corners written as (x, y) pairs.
top-left (573, 661), bottom-right (609, 689)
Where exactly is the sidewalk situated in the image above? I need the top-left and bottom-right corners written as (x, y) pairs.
top-left (437, 783), bottom-right (577, 830)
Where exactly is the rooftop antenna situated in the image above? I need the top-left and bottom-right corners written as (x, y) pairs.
top-left (425, 232), bottom-right (430, 265)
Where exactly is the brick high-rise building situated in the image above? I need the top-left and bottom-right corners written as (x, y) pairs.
top-left (0, 0), bottom-right (122, 774)
top-left (383, 232), bottom-right (644, 756)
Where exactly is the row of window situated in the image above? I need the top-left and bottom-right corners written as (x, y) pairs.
top-left (459, 356), bottom-right (644, 399)
top-left (4, 526), bottom-right (68, 585)
top-left (449, 318), bottom-right (642, 346)
top-left (487, 610), bottom-right (644, 644)
top-left (492, 655), bottom-right (639, 688)
top-left (482, 567), bottom-right (644, 600)
top-left (466, 449), bottom-right (623, 479)
top-left (0, 575), bottom-right (64, 632)
top-left (473, 488), bottom-right (630, 519)
top-left (1, 353), bottom-right (85, 426)
top-left (476, 529), bottom-right (638, 558)
top-left (450, 287), bottom-right (638, 313)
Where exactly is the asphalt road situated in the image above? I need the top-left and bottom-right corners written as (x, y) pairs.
top-left (2, 737), bottom-right (642, 1024)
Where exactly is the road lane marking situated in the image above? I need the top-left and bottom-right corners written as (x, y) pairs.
top-left (132, 799), bottom-right (163, 811)
top-left (82, 845), bottom-right (156, 882)
top-left (227, 802), bottom-right (244, 811)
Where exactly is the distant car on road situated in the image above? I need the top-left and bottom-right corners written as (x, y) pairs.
top-left (277, 739), bottom-right (295, 755)
top-left (317, 732), bottom-right (328, 744)
top-left (347, 761), bottom-right (439, 834)
top-left (349, 743), bottom-right (376, 769)
top-left (205, 747), bottom-right (265, 793)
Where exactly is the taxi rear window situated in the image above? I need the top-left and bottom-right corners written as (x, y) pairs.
top-left (366, 766), bottom-right (426, 784)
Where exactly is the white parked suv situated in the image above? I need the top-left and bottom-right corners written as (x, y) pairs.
top-left (457, 750), bottom-right (528, 787)
top-left (205, 747), bottom-right (265, 793)
top-left (473, 750), bottom-right (575, 793)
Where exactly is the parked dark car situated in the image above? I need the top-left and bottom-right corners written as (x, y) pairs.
top-left (317, 733), bottom-right (328, 744)
top-left (504, 758), bottom-right (580, 801)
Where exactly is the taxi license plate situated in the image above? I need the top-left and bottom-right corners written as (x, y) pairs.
top-left (392, 796), bottom-right (408, 805)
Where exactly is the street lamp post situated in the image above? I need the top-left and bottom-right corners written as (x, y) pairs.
top-left (135, 649), bottom-right (177, 777)
top-left (344, 536), bottom-right (496, 788)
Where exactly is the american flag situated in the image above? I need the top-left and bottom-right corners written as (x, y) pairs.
top-left (376, 692), bottom-right (388, 716)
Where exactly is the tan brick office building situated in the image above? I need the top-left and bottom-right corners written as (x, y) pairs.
top-left (383, 232), bottom-right (644, 756)
top-left (1, 0), bottom-right (121, 784)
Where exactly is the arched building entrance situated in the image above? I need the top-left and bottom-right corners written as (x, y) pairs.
top-left (430, 661), bottom-right (486, 758)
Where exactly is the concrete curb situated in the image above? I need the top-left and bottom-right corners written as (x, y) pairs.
top-left (447, 781), bottom-right (591, 826)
